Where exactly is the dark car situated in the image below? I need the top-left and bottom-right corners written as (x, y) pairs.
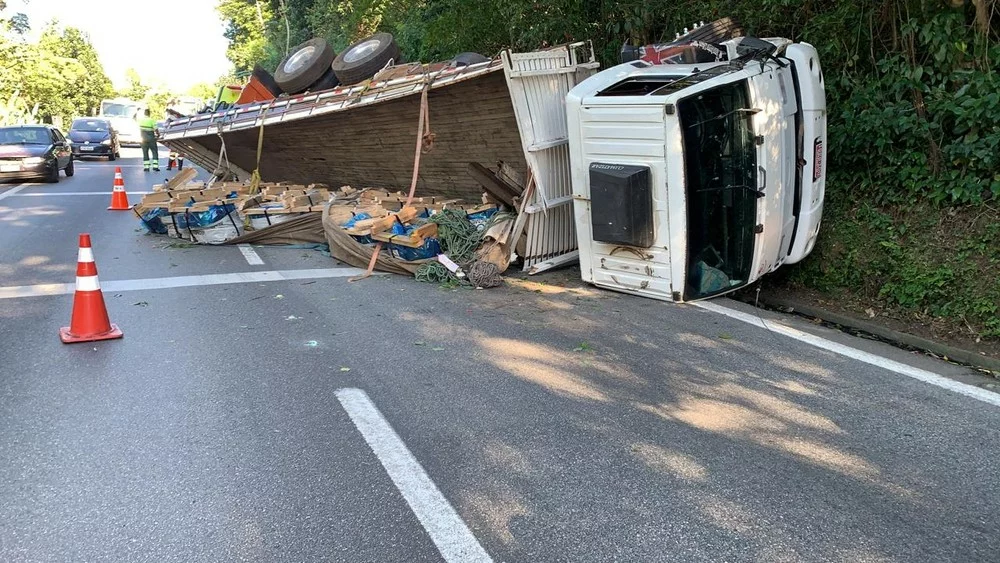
top-left (0, 124), bottom-right (74, 183)
top-left (68, 117), bottom-right (120, 161)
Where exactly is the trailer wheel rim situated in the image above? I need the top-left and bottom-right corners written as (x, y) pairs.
top-left (343, 39), bottom-right (381, 63)
top-left (283, 45), bottom-right (317, 74)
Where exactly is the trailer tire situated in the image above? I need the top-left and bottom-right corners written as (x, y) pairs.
top-left (253, 64), bottom-right (285, 97)
top-left (450, 52), bottom-right (490, 67)
top-left (331, 33), bottom-right (402, 86)
top-left (307, 66), bottom-right (341, 93)
top-left (274, 38), bottom-right (337, 94)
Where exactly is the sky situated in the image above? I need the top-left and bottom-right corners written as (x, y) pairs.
top-left (12, 0), bottom-right (233, 92)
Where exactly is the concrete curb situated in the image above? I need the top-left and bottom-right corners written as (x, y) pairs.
top-left (731, 294), bottom-right (1000, 374)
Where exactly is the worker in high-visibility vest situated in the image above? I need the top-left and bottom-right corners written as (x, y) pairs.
top-left (138, 109), bottom-right (160, 172)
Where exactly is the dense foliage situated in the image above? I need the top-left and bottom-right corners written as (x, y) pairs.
top-left (0, 11), bottom-right (115, 125)
top-left (217, 0), bottom-right (999, 340)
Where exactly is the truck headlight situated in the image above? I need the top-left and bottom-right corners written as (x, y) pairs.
top-left (101, 139), bottom-right (112, 145)
top-left (22, 157), bottom-right (45, 165)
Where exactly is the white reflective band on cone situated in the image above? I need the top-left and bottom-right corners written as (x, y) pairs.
top-left (78, 247), bottom-right (95, 263)
top-left (76, 275), bottom-right (101, 291)
top-left (113, 186), bottom-right (124, 192)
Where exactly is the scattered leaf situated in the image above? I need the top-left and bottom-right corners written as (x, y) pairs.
top-left (306, 340), bottom-right (318, 347)
top-left (718, 332), bottom-right (733, 340)
top-left (414, 341), bottom-right (426, 346)
top-left (286, 315), bottom-right (300, 320)
top-left (573, 342), bottom-right (593, 352)
top-left (339, 367), bottom-right (351, 372)
top-left (274, 294), bottom-right (284, 299)
top-left (432, 347), bottom-right (444, 351)
top-left (132, 301), bottom-right (149, 307)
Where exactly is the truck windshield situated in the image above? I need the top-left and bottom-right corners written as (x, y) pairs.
top-left (679, 80), bottom-right (758, 300)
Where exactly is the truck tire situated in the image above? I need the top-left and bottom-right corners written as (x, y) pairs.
top-left (306, 66), bottom-right (340, 93)
top-left (331, 33), bottom-right (402, 86)
top-left (450, 52), bottom-right (490, 67)
top-left (253, 64), bottom-right (285, 97)
top-left (274, 38), bottom-right (337, 94)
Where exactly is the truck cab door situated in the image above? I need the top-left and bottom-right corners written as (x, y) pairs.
top-left (747, 63), bottom-right (797, 276)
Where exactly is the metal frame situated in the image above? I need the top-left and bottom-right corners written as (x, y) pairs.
top-left (501, 42), bottom-right (599, 273)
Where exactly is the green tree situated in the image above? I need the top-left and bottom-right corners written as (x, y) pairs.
top-left (38, 25), bottom-right (113, 117)
top-left (217, 0), bottom-right (274, 73)
top-left (187, 82), bottom-right (218, 101)
top-left (145, 83), bottom-right (174, 120)
top-left (119, 68), bottom-right (149, 101)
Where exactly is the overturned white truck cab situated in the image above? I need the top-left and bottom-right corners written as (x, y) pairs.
top-left (567, 36), bottom-right (827, 302)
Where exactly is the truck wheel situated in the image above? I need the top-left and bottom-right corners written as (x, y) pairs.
top-left (253, 64), bottom-right (285, 97)
top-left (306, 66), bottom-right (340, 92)
top-left (64, 158), bottom-right (74, 177)
top-left (331, 33), bottom-right (402, 86)
top-left (450, 52), bottom-right (490, 67)
top-left (274, 38), bottom-right (337, 94)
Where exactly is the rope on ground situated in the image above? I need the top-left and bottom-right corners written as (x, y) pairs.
top-left (414, 262), bottom-right (468, 286)
top-left (467, 261), bottom-right (503, 288)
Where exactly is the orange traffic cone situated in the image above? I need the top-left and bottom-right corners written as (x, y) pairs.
top-left (60, 233), bottom-right (124, 344)
top-left (108, 167), bottom-right (131, 210)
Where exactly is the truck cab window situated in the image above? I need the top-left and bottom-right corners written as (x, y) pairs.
top-left (679, 81), bottom-right (758, 300)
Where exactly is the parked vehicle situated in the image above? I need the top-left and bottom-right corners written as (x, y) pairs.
top-left (0, 124), bottom-right (74, 183)
top-left (99, 97), bottom-right (146, 146)
top-left (68, 117), bottom-right (120, 161)
top-left (567, 33), bottom-right (827, 302)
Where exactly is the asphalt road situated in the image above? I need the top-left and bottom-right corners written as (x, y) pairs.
top-left (1, 148), bottom-right (999, 562)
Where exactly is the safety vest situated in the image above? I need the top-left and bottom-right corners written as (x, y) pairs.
top-left (138, 116), bottom-right (157, 131)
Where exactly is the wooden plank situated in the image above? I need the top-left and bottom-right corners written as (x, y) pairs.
top-left (162, 168), bottom-right (199, 191)
top-left (346, 206), bottom-right (418, 235)
top-left (371, 222), bottom-right (438, 248)
top-left (467, 162), bottom-right (518, 207)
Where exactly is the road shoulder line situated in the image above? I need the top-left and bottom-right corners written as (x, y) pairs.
top-left (696, 301), bottom-right (1000, 408)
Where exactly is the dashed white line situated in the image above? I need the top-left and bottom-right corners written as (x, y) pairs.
top-left (0, 268), bottom-right (377, 299)
top-left (696, 301), bottom-right (1000, 408)
top-left (335, 388), bottom-right (493, 563)
top-left (0, 183), bottom-right (29, 202)
top-left (238, 244), bottom-right (264, 265)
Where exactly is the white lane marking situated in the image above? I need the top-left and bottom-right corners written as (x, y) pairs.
top-left (0, 268), bottom-right (376, 300)
top-left (335, 388), bottom-right (493, 563)
top-left (238, 244), bottom-right (264, 266)
top-left (0, 183), bottom-right (29, 202)
top-left (695, 301), bottom-right (1000, 408)
top-left (7, 191), bottom-right (151, 197)
top-left (74, 164), bottom-right (146, 168)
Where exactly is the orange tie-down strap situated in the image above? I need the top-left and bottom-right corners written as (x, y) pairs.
top-left (350, 87), bottom-right (434, 282)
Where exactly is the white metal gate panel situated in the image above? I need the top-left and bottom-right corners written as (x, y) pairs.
top-left (503, 43), bottom-right (599, 272)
